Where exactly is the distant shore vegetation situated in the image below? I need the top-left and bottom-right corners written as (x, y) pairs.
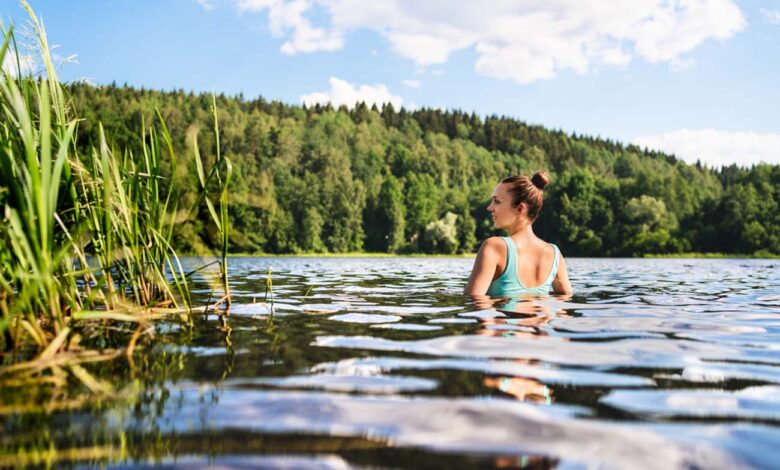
top-left (66, 83), bottom-right (779, 258)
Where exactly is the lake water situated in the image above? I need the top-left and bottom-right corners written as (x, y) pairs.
top-left (3, 257), bottom-right (780, 468)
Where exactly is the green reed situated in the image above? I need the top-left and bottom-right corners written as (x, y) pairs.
top-left (192, 95), bottom-right (232, 307)
top-left (0, 2), bottom-right (229, 368)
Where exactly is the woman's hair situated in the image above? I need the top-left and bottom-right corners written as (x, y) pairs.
top-left (501, 171), bottom-right (549, 221)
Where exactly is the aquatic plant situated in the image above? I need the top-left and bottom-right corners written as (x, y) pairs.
top-left (192, 96), bottom-right (232, 308)
top-left (0, 2), bottom-right (229, 375)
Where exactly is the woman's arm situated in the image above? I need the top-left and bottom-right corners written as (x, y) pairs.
top-left (464, 237), bottom-right (503, 295)
top-left (552, 253), bottom-right (573, 295)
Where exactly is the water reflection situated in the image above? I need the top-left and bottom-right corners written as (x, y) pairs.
top-left (468, 297), bottom-right (560, 406)
top-left (484, 376), bottom-right (553, 404)
top-left (2, 257), bottom-right (780, 468)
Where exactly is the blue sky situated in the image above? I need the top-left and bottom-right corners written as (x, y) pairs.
top-left (3, 0), bottom-right (779, 167)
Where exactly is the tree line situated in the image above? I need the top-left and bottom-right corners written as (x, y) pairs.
top-left (66, 83), bottom-right (780, 257)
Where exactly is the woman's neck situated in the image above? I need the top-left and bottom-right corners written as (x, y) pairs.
top-left (507, 219), bottom-right (535, 241)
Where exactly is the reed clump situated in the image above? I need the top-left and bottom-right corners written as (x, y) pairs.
top-left (0, 2), bottom-right (231, 379)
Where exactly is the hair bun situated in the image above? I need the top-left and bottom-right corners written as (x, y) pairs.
top-left (531, 171), bottom-right (549, 190)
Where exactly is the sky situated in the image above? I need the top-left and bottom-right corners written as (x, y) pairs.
top-left (2, 0), bottom-right (780, 167)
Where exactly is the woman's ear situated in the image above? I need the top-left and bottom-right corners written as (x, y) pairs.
top-left (516, 203), bottom-right (526, 215)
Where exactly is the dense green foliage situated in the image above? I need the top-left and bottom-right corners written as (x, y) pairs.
top-left (67, 83), bottom-right (780, 256)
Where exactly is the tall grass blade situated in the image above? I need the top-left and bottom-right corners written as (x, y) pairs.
top-left (0, 2), bottom-right (235, 373)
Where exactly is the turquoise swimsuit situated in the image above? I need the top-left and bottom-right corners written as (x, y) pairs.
top-left (486, 237), bottom-right (560, 297)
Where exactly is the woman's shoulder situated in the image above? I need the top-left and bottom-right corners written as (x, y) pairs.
top-left (534, 238), bottom-right (562, 258)
top-left (544, 241), bottom-right (563, 261)
top-left (484, 236), bottom-right (508, 247)
top-left (479, 237), bottom-right (508, 258)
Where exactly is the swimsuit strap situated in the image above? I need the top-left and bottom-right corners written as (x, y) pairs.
top-left (543, 244), bottom-right (560, 285)
top-left (502, 237), bottom-right (517, 278)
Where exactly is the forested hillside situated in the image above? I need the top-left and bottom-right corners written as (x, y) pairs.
top-left (67, 83), bottom-right (780, 256)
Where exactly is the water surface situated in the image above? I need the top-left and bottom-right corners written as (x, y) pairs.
top-left (3, 257), bottom-right (780, 468)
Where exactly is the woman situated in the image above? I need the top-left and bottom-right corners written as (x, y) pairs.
top-left (465, 171), bottom-right (572, 296)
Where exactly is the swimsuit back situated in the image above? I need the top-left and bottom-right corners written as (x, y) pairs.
top-left (486, 237), bottom-right (560, 297)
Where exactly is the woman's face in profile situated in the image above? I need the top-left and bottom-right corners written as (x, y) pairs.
top-left (487, 183), bottom-right (520, 229)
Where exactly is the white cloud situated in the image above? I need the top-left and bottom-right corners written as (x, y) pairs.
top-left (232, 0), bottom-right (746, 84)
top-left (300, 76), bottom-right (404, 109)
top-left (760, 8), bottom-right (780, 24)
top-left (633, 129), bottom-right (780, 168)
top-left (401, 79), bottom-right (420, 88)
top-left (1, 50), bottom-right (36, 78)
top-left (238, 0), bottom-right (343, 54)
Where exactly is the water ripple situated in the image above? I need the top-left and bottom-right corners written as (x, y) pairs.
top-left (8, 256), bottom-right (780, 468)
